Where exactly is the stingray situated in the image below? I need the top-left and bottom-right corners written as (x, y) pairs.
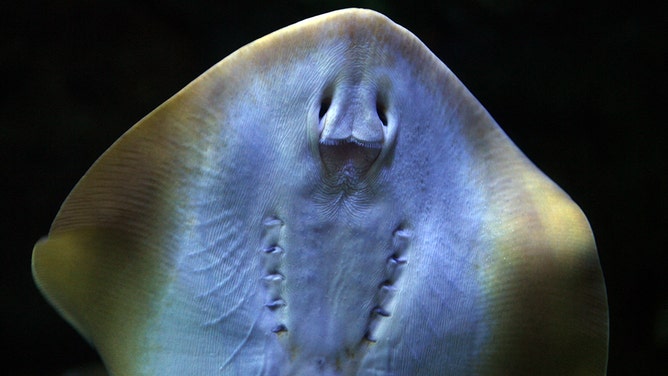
top-left (32, 8), bottom-right (608, 375)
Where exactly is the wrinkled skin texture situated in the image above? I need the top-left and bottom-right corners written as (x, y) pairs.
top-left (32, 9), bottom-right (608, 375)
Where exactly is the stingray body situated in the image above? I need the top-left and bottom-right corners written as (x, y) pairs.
top-left (32, 9), bottom-right (608, 375)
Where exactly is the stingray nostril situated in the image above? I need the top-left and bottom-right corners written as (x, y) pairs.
top-left (319, 96), bottom-right (332, 120)
top-left (376, 98), bottom-right (388, 126)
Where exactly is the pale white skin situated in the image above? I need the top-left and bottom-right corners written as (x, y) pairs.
top-left (32, 9), bottom-right (608, 375)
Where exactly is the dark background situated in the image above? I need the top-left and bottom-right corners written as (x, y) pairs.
top-left (2, 1), bottom-right (665, 374)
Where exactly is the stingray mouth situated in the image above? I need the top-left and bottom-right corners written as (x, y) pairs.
top-left (318, 138), bottom-right (381, 180)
